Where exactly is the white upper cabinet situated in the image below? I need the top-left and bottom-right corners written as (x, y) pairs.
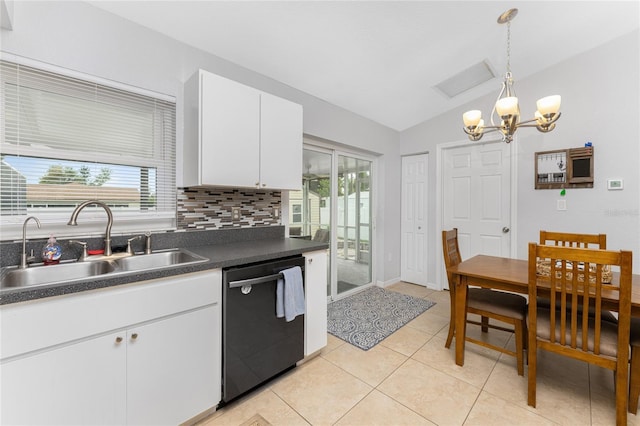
top-left (199, 71), bottom-right (260, 188)
top-left (184, 70), bottom-right (302, 190)
top-left (260, 93), bottom-right (303, 190)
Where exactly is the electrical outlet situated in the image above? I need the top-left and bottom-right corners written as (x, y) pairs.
top-left (232, 207), bottom-right (241, 221)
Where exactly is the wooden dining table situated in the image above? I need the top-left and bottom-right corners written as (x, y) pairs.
top-left (448, 254), bottom-right (640, 367)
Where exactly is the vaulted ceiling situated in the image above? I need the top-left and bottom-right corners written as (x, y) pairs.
top-left (89, 1), bottom-right (639, 131)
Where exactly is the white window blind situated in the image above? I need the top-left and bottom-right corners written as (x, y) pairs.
top-left (0, 59), bottom-right (176, 239)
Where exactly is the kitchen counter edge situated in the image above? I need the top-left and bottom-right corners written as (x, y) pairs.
top-left (0, 238), bottom-right (328, 305)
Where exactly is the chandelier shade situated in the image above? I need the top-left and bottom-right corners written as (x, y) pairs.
top-left (462, 8), bottom-right (561, 143)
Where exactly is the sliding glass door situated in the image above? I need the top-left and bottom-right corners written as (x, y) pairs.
top-left (288, 145), bottom-right (374, 300)
top-left (336, 154), bottom-right (372, 295)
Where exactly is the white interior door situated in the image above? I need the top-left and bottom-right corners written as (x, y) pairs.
top-left (401, 153), bottom-right (428, 286)
top-left (442, 141), bottom-right (511, 287)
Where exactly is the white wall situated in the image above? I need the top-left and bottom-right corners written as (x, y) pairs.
top-left (0, 1), bottom-right (402, 282)
top-left (400, 30), bottom-right (640, 288)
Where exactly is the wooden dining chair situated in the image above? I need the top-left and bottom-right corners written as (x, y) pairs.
top-left (629, 320), bottom-right (640, 413)
top-left (539, 230), bottom-right (606, 249)
top-left (442, 229), bottom-right (528, 375)
top-left (527, 243), bottom-right (632, 425)
top-left (537, 231), bottom-right (612, 317)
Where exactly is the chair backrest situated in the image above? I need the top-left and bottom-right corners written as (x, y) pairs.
top-left (312, 229), bottom-right (330, 243)
top-left (528, 243), bottom-right (632, 358)
top-left (442, 229), bottom-right (462, 290)
top-left (539, 230), bottom-right (606, 249)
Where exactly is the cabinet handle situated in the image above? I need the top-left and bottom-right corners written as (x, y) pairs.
top-left (115, 336), bottom-right (123, 344)
top-left (255, 182), bottom-right (260, 187)
top-left (262, 183), bottom-right (266, 187)
top-left (131, 333), bottom-right (138, 341)
top-left (308, 258), bottom-right (313, 264)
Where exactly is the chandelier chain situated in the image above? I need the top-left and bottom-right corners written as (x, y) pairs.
top-left (506, 21), bottom-right (511, 74)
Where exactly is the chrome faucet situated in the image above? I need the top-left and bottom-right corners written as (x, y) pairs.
top-left (67, 200), bottom-right (113, 256)
top-left (20, 216), bottom-right (41, 269)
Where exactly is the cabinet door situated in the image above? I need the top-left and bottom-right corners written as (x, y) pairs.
top-left (126, 305), bottom-right (220, 425)
top-left (259, 93), bottom-right (303, 190)
top-left (1, 333), bottom-right (126, 425)
top-left (200, 71), bottom-right (260, 187)
top-left (304, 250), bottom-right (328, 355)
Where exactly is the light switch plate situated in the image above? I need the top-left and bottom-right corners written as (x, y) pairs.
top-left (273, 208), bottom-right (279, 219)
top-left (557, 199), bottom-right (567, 211)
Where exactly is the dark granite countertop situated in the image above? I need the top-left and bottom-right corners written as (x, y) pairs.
top-left (0, 237), bottom-right (328, 305)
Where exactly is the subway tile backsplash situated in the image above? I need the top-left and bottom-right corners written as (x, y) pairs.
top-left (0, 188), bottom-right (282, 267)
top-left (176, 187), bottom-right (281, 230)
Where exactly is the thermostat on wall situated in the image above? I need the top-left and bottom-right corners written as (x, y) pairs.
top-left (607, 179), bottom-right (623, 190)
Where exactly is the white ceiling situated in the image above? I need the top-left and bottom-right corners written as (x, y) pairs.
top-left (88, 1), bottom-right (639, 131)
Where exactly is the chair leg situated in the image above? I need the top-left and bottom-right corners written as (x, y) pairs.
top-left (445, 292), bottom-right (456, 349)
top-left (528, 334), bottom-right (537, 407)
top-left (629, 346), bottom-right (640, 414)
top-left (481, 316), bottom-right (489, 332)
top-left (615, 360), bottom-right (628, 425)
top-left (445, 322), bottom-right (455, 349)
top-left (514, 320), bottom-right (524, 376)
top-left (523, 320), bottom-right (529, 365)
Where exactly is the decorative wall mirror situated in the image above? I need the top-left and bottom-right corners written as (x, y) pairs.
top-left (535, 147), bottom-right (594, 189)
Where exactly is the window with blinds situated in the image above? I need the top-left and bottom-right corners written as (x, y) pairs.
top-left (0, 59), bottom-right (176, 239)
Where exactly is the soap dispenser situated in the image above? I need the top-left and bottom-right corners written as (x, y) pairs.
top-left (42, 235), bottom-right (63, 265)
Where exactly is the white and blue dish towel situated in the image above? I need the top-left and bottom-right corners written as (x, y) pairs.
top-left (276, 266), bottom-right (305, 322)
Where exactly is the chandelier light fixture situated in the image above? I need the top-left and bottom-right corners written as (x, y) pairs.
top-left (462, 8), bottom-right (561, 143)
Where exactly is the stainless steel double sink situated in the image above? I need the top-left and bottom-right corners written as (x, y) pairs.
top-left (1, 249), bottom-right (209, 290)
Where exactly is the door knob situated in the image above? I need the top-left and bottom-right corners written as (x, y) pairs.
top-left (502, 227), bottom-right (510, 233)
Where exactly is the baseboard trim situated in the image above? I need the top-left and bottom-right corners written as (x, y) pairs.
top-left (377, 277), bottom-right (401, 288)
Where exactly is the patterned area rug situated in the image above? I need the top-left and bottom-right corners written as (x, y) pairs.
top-left (327, 286), bottom-right (435, 351)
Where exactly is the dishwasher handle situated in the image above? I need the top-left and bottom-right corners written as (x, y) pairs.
top-left (228, 267), bottom-right (305, 289)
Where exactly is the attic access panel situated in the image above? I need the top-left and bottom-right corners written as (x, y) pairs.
top-left (535, 147), bottom-right (594, 189)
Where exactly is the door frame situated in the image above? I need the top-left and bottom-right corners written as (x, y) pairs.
top-left (435, 137), bottom-right (518, 290)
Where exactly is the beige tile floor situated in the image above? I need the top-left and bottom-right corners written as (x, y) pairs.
top-left (198, 282), bottom-right (640, 426)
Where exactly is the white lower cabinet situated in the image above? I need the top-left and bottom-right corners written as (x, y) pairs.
top-left (0, 270), bottom-right (221, 425)
top-left (304, 250), bottom-right (328, 356)
top-left (127, 305), bottom-right (219, 425)
top-left (2, 332), bottom-right (127, 425)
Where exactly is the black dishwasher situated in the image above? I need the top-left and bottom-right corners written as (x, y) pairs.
top-left (221, 255), bottom-right (305, 403)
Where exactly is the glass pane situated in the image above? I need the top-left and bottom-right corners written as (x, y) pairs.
top-left (337, 155), bottom-right (372, 294)
top-left (0, 155), bottom-right (157, 216)
top-left (289, 149), bottom-right (331, 241)
top-left (289, 149), bottom-right (332, 296)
